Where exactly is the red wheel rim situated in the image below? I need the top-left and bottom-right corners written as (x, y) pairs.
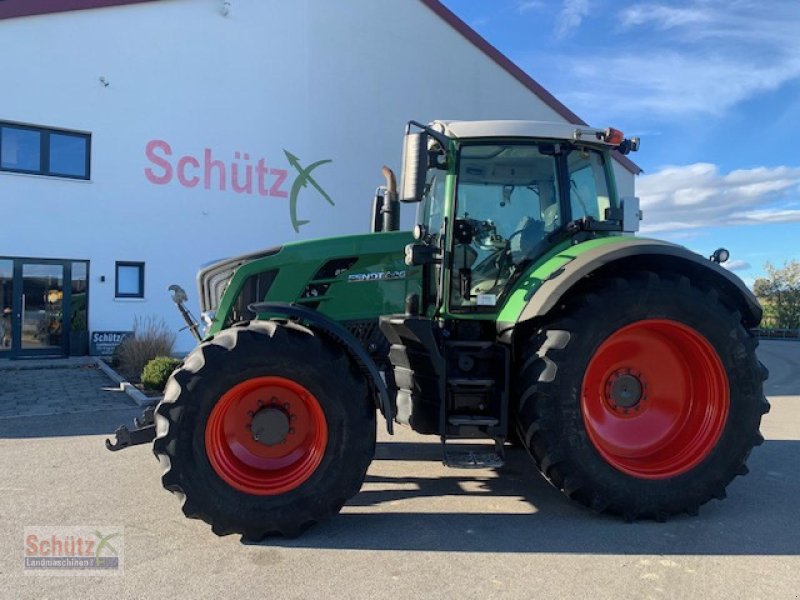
top-left (205, 376), bottom-right (328, 495)
top-left (581, 319), bottom-right (729, 480)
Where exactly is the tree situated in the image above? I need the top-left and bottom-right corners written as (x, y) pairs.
top-left (753, 260), bottom-right (800, 329)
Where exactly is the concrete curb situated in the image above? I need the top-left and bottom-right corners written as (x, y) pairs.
top-left (93, 357), bottom-right (163, 408)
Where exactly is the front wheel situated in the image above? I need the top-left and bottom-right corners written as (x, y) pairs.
top-left (153, 320), bottom-right (376, 539)
top-left (516, 272), bottom-right (770, 520)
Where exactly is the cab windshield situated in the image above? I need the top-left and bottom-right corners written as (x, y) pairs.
top-left (450, 142), bottom-right (613, 308)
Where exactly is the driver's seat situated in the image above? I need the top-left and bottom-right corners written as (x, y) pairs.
top-left (511, 216), bottom-right (546, 262)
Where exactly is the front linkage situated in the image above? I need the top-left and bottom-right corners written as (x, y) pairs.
top-left (105, 405), bottom-right (157, 451)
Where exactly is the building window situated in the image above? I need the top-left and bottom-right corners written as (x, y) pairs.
top-left (115, 262), bottom-right (144, 298)
top-left (0, 121), bottom-right (90, 179)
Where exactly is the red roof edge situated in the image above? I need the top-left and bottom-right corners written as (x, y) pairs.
top-left (0, 0), bottom-right (160, 20)
top-left (418, 0), bottom-right (642, 175)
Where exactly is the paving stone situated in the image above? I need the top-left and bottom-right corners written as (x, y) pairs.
top-left (0, 364), bottom-right (136, 419)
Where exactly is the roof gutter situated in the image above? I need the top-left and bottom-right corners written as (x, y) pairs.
top-left (0, 0), bottom-right (160, 20)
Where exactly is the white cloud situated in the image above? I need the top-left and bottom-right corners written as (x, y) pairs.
top-left (546, 1), bottom-right (800, 119)
top-left (516, 1), bottom-right (544, 14)
top-left (722, 259), bottom-right (752, 272)
top-left (620, 4), bottom-right (711, 29)
top-left (555, 0), bottom-right (590, 39)
top-left (562, 51), bottom-right (800, 118)
top-left (638, 163), bottom-right (800, 233)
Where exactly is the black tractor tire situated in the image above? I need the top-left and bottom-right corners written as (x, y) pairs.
top-left (153, 320), bottom-right (376, 539)
top-left (515, 271), bottom-right (770, 520)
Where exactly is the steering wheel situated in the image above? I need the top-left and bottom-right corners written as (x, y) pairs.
top-left (472, 228), bottom-right (521, 274)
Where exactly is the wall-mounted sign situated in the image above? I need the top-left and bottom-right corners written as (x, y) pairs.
top-left (90, 331), bottom-right (133, 356)
top-left (144, 140), bottom-right (334, 232)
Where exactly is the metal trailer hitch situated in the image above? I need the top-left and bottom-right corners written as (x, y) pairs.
top-left (105, 405), bottom-right (157, 451)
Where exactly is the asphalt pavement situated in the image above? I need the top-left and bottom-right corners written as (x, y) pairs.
top-left (0, 341), bottom-right (798, 600)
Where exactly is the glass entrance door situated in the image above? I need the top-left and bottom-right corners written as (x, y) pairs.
top-left (17, 261), bottom-right (67, 356)
top-left (0, 259), bottom-right (12, 353)
top-left (0, 258), bottom-right (88, 358)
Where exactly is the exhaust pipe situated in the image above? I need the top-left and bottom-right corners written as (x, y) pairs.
top-left (381, 166), bottom-right (400, 232)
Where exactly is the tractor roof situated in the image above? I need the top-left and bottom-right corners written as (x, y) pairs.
top-left (432, 120), bottom-right (619, 147)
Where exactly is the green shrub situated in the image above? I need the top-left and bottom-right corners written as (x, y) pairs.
top-left (116, 315), bottom-right (176, 380)
top-left (141, 356), bottom-right (182, 391)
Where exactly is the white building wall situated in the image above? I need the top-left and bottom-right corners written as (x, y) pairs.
top-left (0, 0), bottom-right (636, 351)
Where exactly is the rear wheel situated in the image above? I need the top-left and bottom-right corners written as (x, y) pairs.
top-left (516, 272), bottom-right (770, 519)
top-left (153, 320), bottom-right (375, 539)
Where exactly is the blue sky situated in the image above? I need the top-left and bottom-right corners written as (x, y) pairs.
top-left (441, 0), bottom-right (800, 287)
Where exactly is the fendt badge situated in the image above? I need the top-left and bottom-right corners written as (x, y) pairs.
top-left (347, 270), bottom-right (406, 283)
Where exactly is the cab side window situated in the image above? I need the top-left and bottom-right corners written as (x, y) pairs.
top-left (568, 150), bottom-right (611, 221)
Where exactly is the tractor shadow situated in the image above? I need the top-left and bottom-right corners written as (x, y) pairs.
top-left (259, 439), bottom-right (800, 555)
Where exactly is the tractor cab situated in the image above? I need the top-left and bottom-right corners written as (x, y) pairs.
top-left (402, 120), bottom-right (641, 316)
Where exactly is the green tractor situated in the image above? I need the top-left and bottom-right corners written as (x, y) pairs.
top-left (111, 119), bottom-right (769, 539)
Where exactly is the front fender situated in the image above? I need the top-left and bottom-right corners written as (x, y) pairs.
top-left (510, 238), bottom-right (762, 328)
top-left (248, 302), bottom-right (394, 434)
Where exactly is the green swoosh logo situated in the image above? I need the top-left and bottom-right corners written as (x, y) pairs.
top-left (284, 150), bottom-right (334, 233)
top-left (94, 531), bottom-right (120, 558)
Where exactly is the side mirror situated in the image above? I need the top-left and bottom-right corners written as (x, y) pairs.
top-left (400, 131), bottom-right (428, 203)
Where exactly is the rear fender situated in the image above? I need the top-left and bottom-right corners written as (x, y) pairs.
top-left (515, 239), bottom-right (762, 327)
